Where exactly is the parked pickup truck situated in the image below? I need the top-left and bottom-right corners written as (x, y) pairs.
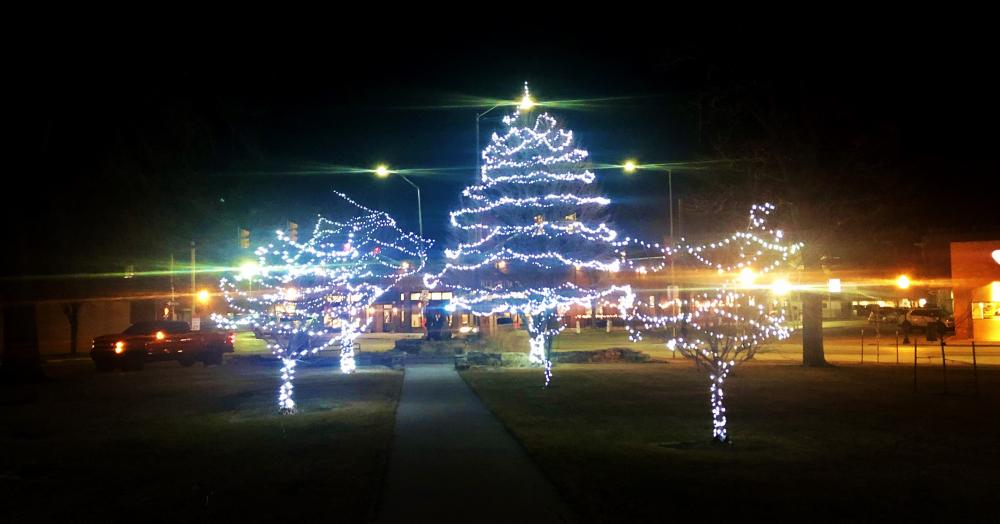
top-left (91, 320), bottom-right (234, 372)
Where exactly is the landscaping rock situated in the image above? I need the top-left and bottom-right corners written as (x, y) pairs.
top-left (500, 352), bottom-right (533, 368)
top-left (394, 338), bottom-right (424, 354)
top-left (466, 351), bottom-right (502, 367)
top-left (552, 348), bottom-right (651, 364)
top-left (357, 351), bottom-right (406, 369)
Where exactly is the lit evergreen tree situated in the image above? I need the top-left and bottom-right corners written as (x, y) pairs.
top-left (427, 84), bottom-right (631, 387)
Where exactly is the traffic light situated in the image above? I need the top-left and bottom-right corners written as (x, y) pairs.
top-left (287, 221), bottom-right (298, 243)
top-left (238, 228), bottom-right (250, 249)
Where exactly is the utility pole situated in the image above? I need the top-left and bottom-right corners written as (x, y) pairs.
top-left (190, 241), bottom-right (196, 320)
top-left (169, 253), bottom-right (176, 320)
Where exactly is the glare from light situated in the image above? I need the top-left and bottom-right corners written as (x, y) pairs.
top-left (285, 287), bottom-right (299, 301)
top-left (155, 331), bottom-right (165, 341)
top-left (828, 278), bottom-right (842, 293)
top-left (896, 274), bottom-right (911, 289)
top-left (238, 261), bottom-right (259, 280)
top-left (623, 160), bottom-right (637, 174)
top-left (518, 93), bottom-right (535, 111)
top-left (375, 164), bottom-right (390, 178)
top-left (991, 281), bottom-right (1000, 302)
top-left (771, 278), bottom-right (791, 296)
top-left (918, 298), bottom-right (927, 307)
top-left (115, 341), bottom-right (125, 354)
top-left (738, 268), bottom-right (756, 287)
top-left (197, 289), bottom-right (210, 304)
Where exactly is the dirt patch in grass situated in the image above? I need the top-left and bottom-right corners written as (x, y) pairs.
top-left (462, 362), bottom-right (1000, 522)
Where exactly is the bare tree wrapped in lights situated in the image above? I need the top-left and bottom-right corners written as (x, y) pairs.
top-left (621, 203), bottom-right (798, 442)
top-left (426, 84), bottom-right (632, 387)
top-left (215, 192), bottom-right (429, 413)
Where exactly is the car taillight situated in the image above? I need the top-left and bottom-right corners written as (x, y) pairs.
top-left (227, 333), bottom-right (236, 345)
top-left (115, 341), bottom-right (126, 354)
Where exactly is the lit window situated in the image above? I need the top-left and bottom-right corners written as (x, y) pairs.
top-left (411, 292), bottom-right (422, 301)
top-left (442, 292), bottom-right (453, 300)
top-left (411, 306), bottom-right (423, 328)
top-left (431, 292), bottom-right (442, 300)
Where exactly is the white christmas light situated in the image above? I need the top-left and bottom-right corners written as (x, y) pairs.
top-left (214, 192), bottom-right (430, 413)
top-left (427, 92), bottom-right (633, 386)
top-left (622, 203), bottom-right (796, 443)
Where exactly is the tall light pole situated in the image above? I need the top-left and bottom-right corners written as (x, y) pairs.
top-left (623, 161), bottom-right (674, 239)
top-left (375, 164), bottom-right (422, 238)
top-left (623, 161), bottom-right (676, 290)
top-left (190, 241), bottom-right (197, 321)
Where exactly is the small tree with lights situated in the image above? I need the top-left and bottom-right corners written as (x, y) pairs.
top-left (622, 203), bottom-right (798, 442)
top-left (216, 192), bottom-right (429, 412)
top-left (427, 84), bottom-right (632, 387)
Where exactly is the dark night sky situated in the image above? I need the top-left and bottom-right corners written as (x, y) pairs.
top-left (8, 24), bottom-right (997, 275)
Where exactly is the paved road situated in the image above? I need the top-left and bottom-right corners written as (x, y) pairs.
top-left (377, 364), bottom-right (575, 523)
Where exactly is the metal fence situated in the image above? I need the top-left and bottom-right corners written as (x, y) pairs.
top-left (858, 328), bottom-right (998, 395)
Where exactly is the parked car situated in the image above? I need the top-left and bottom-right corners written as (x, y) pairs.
top-left (868, 307), bottom-right (902, 324)
top-left (91, 320), bottom-right (234, 372)
top-left (898, 308), bottom-right (948, 331)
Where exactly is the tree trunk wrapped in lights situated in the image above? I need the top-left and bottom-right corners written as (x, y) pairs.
top-left (426, 84), bottom-right (632, 387)
top-left (216, 192), bottom-right (429, 413)
top-left (622, 203), bottom-right (797, 442)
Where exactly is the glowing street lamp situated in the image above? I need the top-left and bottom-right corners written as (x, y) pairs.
top-left (372, 164), bottom-right (422, 238)
top-left (239, 261), bottom-right (259, 294)
top-left (197, 289), bottom-right (210, 304)
top-left (771, 278), bottom-right (791, 296)
top-left (896, 274), bottom-right (911, 290)
top-left (239, 261), bottom-right (259, 280)
top-left (828, 278), bottom-right (842, 293)
top-left (518, 91), bottom-right (535, 111)
top-left (623, 160), bottom-right (637, 174)
top-left (738, 268), bottom-right (757, 288)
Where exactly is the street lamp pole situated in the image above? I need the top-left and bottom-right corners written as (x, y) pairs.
top-left (625, 162), bottom-right (678, 335)
top-left (375, 165), bottom-right (423, 239)
top-left (398, 173), bottom-right (423, 239)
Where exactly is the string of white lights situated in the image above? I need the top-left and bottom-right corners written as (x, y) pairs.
top-left (214, 192), bottom-right (429, 413)
top-left (428, 85), bottom-right (633, 386)
top-left (622, 203), bottom-right (797, 442)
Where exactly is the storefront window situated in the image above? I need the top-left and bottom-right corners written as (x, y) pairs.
top-left (411, 305), bottom-right (423, 328)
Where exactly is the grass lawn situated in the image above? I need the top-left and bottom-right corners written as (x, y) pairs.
top-left (462, 362), bottom-right (1000, 522)
top-left (233, 331), bottom-right (419, 355)
top-left (1, 358), bottom-right (402, 522)
top-left (551, 328), bottom-right (670, 358)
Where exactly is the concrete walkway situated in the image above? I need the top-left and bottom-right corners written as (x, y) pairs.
top-left (376, 364), bottom-right (575, 523)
